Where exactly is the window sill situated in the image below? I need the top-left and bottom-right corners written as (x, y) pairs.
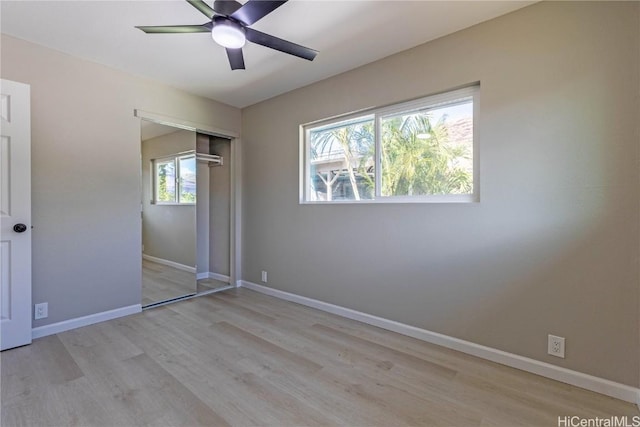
top-left (300, 194), bottom-right (478, 205)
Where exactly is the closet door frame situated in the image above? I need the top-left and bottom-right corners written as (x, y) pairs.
top-left (135, 109), bottom-right (242, 289)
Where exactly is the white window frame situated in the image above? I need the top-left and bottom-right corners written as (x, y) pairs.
top-left (151, 152), bottom-right (196, 205)
top-left (300, 85), bottom-right (479, 204)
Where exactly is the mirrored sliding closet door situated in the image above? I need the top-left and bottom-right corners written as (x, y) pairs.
top-left (140, 120), bottom-right (233, 308)
top-left (141, 123), bottom-right (198, 306)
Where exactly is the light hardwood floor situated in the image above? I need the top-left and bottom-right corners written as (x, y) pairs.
top-left (142, 259), bottom-right (229, 306)
top-left (2, 288), bottom-right (638, 426)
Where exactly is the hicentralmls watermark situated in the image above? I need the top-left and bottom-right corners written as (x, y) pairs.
top-left (558, 416), bottom-right (640, 427)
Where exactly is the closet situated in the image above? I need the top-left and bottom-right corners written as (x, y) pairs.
top-left (140, 120), bottom-right (233, 307)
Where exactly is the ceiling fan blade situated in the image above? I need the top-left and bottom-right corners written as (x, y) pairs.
top-left (230, 0), bottom-right (287, 26)
top-left (226, 48), bottom-right (246, 70)
top-left (186, 0), bottom-right (216, 19)
top-left (136, 24), bottom-right (211, 34)
top-left (246, 28), bottom-right (317, 61)
top-left (213, 0), bottom-right (243, 16)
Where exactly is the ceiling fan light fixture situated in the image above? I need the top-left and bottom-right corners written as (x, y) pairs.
top-left (137, 0), bottom-right (318, 70)
top-left (212, 18), bottom-right (246, 49)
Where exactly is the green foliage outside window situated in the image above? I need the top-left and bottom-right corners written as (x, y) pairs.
top-left (308, 102), bottom-right (472, 201)
top-left (156, 161), bottom-right (176, 203)
top-left (154, 155), bottom-right (195, 204)
top-left (380, 112), bottom-right (472, 197)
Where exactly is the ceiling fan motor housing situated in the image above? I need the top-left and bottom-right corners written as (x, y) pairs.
top-left (212, 16), bottom-right (246, 48)
top-left (137, 0), bottom-right (318, 70)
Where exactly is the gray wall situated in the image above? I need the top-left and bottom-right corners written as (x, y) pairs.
top-left (196, 133), bottom-right (211, 275)
top-left (142, 129), bottom-right (196, 267)
top-left (210, 137), bottom-right (231, 277)
top-left (195, 134), bottom-right (231, 277)
top-left (1, 34), bottom-right (241, 327)
top-left (241, 2), bottom-right (639, 386)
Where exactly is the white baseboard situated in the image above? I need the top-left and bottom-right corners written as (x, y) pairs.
top-left (208, 272), bottom-right (231, 282)
top-left (239, 280), bottom-right (640, 405)
top-left (143, 254), bottom-right (195, 273)
top-left (32, 304), bottom-right (142, 339)
top-left (197, 272), bottom-right (231, 282)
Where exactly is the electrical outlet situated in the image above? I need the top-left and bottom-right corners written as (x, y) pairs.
top-left (261, 270), bottom-right (268, 283)
top-left (548, 334), bottom-right (565, 358)
top-left (34, 302), bottom-right (48, 320)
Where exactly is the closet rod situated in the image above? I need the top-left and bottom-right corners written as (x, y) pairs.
top-left (174, 149), bottom-right (223, 166)
top-left (196, 153), bottom-right (223, 167)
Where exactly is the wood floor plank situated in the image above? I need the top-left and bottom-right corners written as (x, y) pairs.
top-left (238, 357), bottom-right (409, 426)
top-left (2, 288), bottom-right (638, 427)
top-left (142, 259), bottom-right (197, 305)
top-left (115, 303), bottom-right (328, 426)
top-left (1, 377), bottom-right (120, 427)
top-left (125, 321), bottom-right (332, 426)
top-left (219, 289), bottom-right (640, 418)
top-left (142, 259), bottom-right (230, 306)
top-left (214, 321), bottom-right (324, 374)
top-left (1, 335), bottom-right (84, 406)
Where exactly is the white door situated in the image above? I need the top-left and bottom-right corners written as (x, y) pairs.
top-left (1, 79), bottom-right (32, 351)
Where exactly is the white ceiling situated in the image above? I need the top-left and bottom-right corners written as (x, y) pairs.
top-left (1, 0), bottom-right (534, 108)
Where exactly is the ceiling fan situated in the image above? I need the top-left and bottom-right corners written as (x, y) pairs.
top-left (136, 0), bottom-right (318, 70)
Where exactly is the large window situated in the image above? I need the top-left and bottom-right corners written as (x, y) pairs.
top-left (152, 153), bottom-right (196, 204)
top-left (301, 85), bottom-right (478, 203)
